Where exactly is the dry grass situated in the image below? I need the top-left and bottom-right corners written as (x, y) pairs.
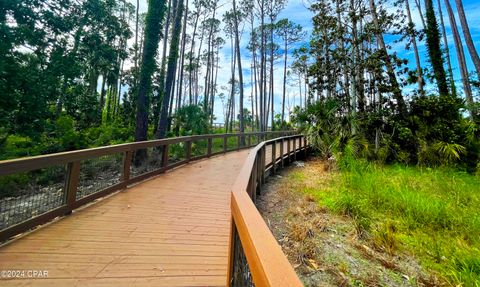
top-left (257, 157), bottom-right (446, 287)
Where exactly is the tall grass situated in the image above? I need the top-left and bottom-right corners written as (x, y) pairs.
top-left (304, 160), bottom-right (480, 285)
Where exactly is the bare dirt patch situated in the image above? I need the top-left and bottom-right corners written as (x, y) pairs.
top-left (257, 158), bottom-right (443, 287)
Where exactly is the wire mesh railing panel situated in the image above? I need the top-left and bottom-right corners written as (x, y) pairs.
top-left (77, 153), bottom-right (123, 199)
top-left (130, 147), bottom-right (164, 178)
top-left (212, 137), bottom-right (225, 153)
top-left (231, 225), bottom-right (255, 287)
top-left (168, 143), bottom-right (186, 165)
top-left (251, 135), bottom-right (260, 146)
top-left (227, 136), bottom-right (238, 151)
top-left (265, 143), bottom-right (274, 167)
top-left (0, 165), bottom-right (66, 229)
top-left (191, 139), bottom-right (208, 158)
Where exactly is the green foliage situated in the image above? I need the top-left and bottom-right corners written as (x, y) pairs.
top-left (293, 93), bottom-right (479, 170)
top-left (84, 124), bottom-right (134, 146)
top-left (172, 105), bottom-right (210, 136)
top-left (304, 162), bottom-right (480, 285)
top-left (0, 116), bottom-right (134, 160)
top-left (0, 135), bottom-right (37, 159)
top-left (293, 99), bottom-right (355, 159)
top-left (424, 0), bottom-right (449, 96)
top-left (0, 174), bottom-right (29, 198)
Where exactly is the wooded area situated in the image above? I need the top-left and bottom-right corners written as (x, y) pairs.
top-left (0, 0), bottom-right (479, 167)
top-left (292, 0), bottom-right (479, 170)
top-left (0, 0), bottom-right (306, 160)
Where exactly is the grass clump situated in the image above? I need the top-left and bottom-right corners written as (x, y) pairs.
top-left (300, 159), bottom-right (480, 286)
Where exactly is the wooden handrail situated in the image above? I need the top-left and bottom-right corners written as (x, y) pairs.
top-left (0, 131), bottom-right (295, 242)
top-left (0, 131), bottom-right (290, 175)
top-left (228, 135), bottom-right (306, 286)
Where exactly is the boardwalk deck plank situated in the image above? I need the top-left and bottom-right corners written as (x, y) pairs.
top-left (0, 150), bottom-right (250, 287)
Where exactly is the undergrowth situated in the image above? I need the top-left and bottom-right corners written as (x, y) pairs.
top-left (294, 159), bottom-right (480, 286)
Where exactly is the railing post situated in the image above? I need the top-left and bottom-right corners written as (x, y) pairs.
top-left (248, 134), bottom-right (251, 147)
top-left (256, 154), bottom-right (261, 196)
top-left (280, 138), bottom-right (284, 168)
top-left (287, 137), bottom-right (291, 164)
top-left (207, 138), bottom-right (212, 157)
top-left (186, 141), bottom-right (192, 162)
top-left (303, 136), bottom-right (308, 159)
top-left (271, 142), bottom-right (276, 175)
top-left (237, 135), bottom-right (241, 150)
top-left (261, 145), bottom-right (266, 184)
top-left (293, 137), bottom-right (297, 161)
top-left (162, 144), bottom-right (169, 169)
top-left (122, 151), bottom-right (133, 183)
top-left (226, 219), bottom-right (235, 287)
top-left (65, 161), bottom-right (81, 213)
top-left (224, 135), bottom-right (228, 153)
top-left (248, 168), bottom-right (254, 200)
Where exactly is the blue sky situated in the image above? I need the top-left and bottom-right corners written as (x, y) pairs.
top-left (132, 0), bottom-right (480, 123)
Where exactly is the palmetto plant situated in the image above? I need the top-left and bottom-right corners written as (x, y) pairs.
top-left (294, 99), bottom-right (363, 159)
top-left (433, 141), bottom-right (467, 164)
top-left (418, 140), bottom-right (467, 166)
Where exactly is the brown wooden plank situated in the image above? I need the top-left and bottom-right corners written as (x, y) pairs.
top-left (0, 150), bottom-right (250, 286)
top-left (0, 276), bottom-right (226, 287)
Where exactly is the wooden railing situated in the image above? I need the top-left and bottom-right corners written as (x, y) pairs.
top-left (0, 131), bottom-right (295, 242)
top-left (228, 135), bottom-right (308, 286)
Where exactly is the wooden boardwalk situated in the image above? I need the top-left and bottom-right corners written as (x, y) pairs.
top-left (0, 150), bottom-right (251, 286)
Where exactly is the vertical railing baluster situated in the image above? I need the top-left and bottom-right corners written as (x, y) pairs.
top-left (237, 135), bottom-right (241, 150)
top-left (162, 144), bottom-right (169, 169)
top-left (304, 136), bottom-right (308, 158)
top-left (207, 138), bottom-right (212, 157)
top-left (280, 138), bottom-right (284, 168)
top-left (287, 137), bottom-right (291, 164)
top-left (224, 135), bottom-right (228, 153)
top-left (293, 137), bottom-right (297, 161)
top-left (65, 161), bottom-right (81, 213)
top-left (227, 218), bottom-right (235, 286)
top-left (261, 145), bottom-right (266, 184)
top-left (271, 141), bottom-right (276, 175)
top-left (122, 151), bottom-right (133, 183)
top-left (186, 141), bottom-right (192, 162)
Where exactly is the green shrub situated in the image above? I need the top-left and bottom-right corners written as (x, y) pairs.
top-left (0, 173), bottom-right (29, 198)
top-left (0, 135), bottom-right (37, 159)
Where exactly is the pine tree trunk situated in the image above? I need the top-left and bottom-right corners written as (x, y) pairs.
top-left (281, 39), bottom-right (288, 127)
top-left (188, 8), bottom-right (201, 105)
top-left (99, 74), bottom-right (107, 119)
top-left (424, 0), bottom-right (449, 96)
top-left (437, 0), bottom-right (456, 96)
top-left (232, 0), bottom-right (245, 137)
top-left (177, 0), bottom-right (188, 110)
top-left (369, 0), bottom-right (407, 117)
top-left (406, 0), bottom-right (425, 93)
top-left (259, 0), bottom-right (265, 132)
top-left (134, 2), bottom-right (164, 144)
top-left (251, 18), bottom-right (259, 130)
top-left (156, 0), bottom-right (184, 139)
top-left (269, 21), bottom-right (275, 131)
top-left (445, 0), bottom-right (474, 117)
top-left (135, 0), bottom-right (140, 70)
top-left (413, 0), bottom-right (427, 29)
top-left (154, 0), bottom-right (173, 134)
top-left (454, 0), bottom-right (480, 79)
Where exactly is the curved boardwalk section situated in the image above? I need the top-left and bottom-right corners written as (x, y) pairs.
top-left (0, 150), bottom-right (250, 286)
